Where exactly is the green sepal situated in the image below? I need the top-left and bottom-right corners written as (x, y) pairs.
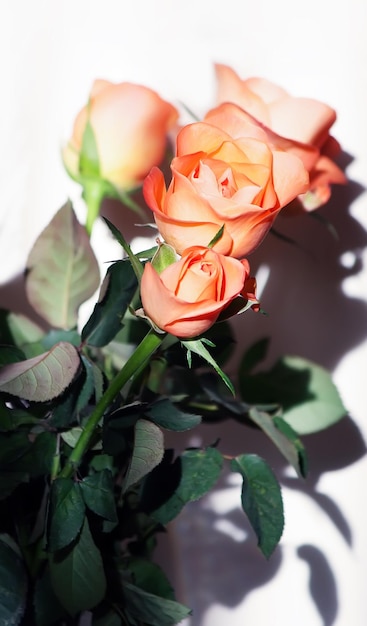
top-left (182, 338), bottom-right (235, 395)
top-left (103, 218), bottom-right (144, 284)
top-left (151, 242), bottom-right (177, 274)
top-left (207, 224), bottom-right (225, 248)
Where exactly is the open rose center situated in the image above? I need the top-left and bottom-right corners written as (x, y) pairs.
top-left (173, 258), bottom-right (221, 302)
top-left (218, 168), bottom-right (237, 198)
top-left (190, 161), bottom-right (238, 201)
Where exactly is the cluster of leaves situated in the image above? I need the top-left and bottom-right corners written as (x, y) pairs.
top-left (0, 203), bottom-right (346, 625)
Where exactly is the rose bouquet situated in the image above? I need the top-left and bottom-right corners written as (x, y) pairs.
top-left (0, 66), bottom-right (347, 625)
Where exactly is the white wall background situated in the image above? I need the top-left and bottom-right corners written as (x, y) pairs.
top-left (0, 1), bottom-right (366, 625)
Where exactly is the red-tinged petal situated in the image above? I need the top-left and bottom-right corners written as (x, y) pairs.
top-left (143, 166), bottom-right (167, 213)
top-left (141, 262), bottom-right (238, 338)
top-left (310, 156), bottom-right (347, 186)
top-left (322, 135), bottom-right (342, 159)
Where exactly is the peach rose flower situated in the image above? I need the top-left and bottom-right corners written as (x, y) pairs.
top-left (215, 63), bottom-right (346, 210)
top-left (143, 103), bottom-right (309, 259)
top-left (140, 246), bottom-right (255, 339)
top-left (63, 79), bottom-right (178, 191)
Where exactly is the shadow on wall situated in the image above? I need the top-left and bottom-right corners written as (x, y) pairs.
top-left (156, 413), bottom-right (365, 626)
top-left (228, 156), bottom-right (367, 374)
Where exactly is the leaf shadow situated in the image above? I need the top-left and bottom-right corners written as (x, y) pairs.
top-left (228, 161), bottom-right (367, 375)
top-left (156, 489), bottom-right (283, 626)
top-left (157, 406), bottom-right (366, 625)
top-left (297, 544), bottom-right (338, 626)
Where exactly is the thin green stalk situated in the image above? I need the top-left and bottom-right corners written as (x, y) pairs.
top-left (118, 190), bottom-right (146, 218)
top-left (60, 330), bottom-right (163, 478)
top-left (83, 182), bottom-right (105, 237)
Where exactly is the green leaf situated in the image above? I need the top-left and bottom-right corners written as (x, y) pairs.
top-left (6, 312), bottom-right (45, 348)
top-left (101, 317), bottom-right (148, 371)
top-left (49, 517), bottom-right (106, 616)
top-left (48, 374), bottom-right (85, 429)
top-left (76, 356), bottom-right (103, 413)
top-left (48, 478), bottom-right (86, 552)
top-left (281, 357), bottom-right (347, 434)
top-left (0, 432), bottom-right (31, 497)
top-left (146, 397), bottom-right (201, 431)
top-left (231, 454), bottom-right (284, 558)
top-left (124, 557), bottom-right (175, 600)
top-left (0, 534), bottom-right (28, 625)
top-left (92, 610), bottom-right (122, 626)
top-left (34, 565), bottom-right (68, 626)
top-left (239, 337), bottom-right (270, 375)
top-left (0, 346), bottom-right (26, 367)
top-left (248, 407), bottom-right (308, 478)
top-left (0, 341), bottom-right (80, 402)
top-left (0, 403), bottom-right (41, 431)
top-left (60, 427), bottom-right (102, 451)
top-left (0, 309), bottom-right (17, 345)
top-left (152, 447), bottom-right (223, 524)
top-left (103, 218), bottom-right (144, 283)
top-left (81, 260), bottom-right (138, 347)
top-left (135, 245), bottom-right (159, 260)
top-left (80, 470), bottom-right (118, 522)
top-left (123, 419), bottom-right (164, 492)
top-left (239, 355), bottom-right (313, 409)
top-left (26, 201), bottom-right (100, 328)
top-left (41, 328), bottom-right (81, 350)
top-left (241, 355), bottom-right (346, 434)
top-left (90, 454), bottom-right (115, 473)
top-left (273, 416), bottom-right (308, 477)
top-left (0, 472), bottom-right (29, 500)
top-left (122, 581), bottom-right (191, 626)
top-left (0, 431), bottom-right (32, 467)
top-left (15, 431), bottom-right (56, 478)
top-left (181, 338), bottom-right (235, 395)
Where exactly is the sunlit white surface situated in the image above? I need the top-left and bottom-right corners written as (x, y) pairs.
top-left (0, 1), bottom-right (366, 625)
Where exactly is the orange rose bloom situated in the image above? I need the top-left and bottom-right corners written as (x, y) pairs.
top-left (140, 246), bottom-right (254, 339)
top-left (63, 79), bottom-right (178, 191)
top-left (144, 103), bottom-right (309, 259)
top-left (215, 63), bottom-right (346, 210)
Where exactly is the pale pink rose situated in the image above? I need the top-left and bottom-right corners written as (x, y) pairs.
top-left (64, 79), bottom-right (178, 190)
top-left (215, 64), bottom-right (346, 210)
